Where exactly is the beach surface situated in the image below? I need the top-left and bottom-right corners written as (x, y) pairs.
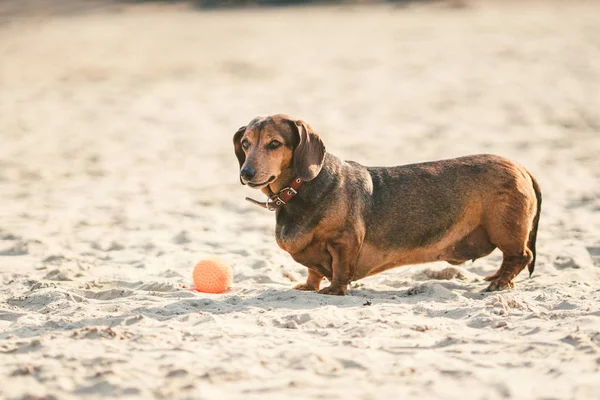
top-left (1, 1), bottom-right (600, 399)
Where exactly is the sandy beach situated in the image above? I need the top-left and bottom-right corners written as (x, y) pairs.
top-left (1, 1), bottom-right (600, 399)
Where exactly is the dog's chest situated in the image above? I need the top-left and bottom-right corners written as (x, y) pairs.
top-left (274, 211), bottom-right (319, 255)
top-left (275, 222), bottom-right (313, 255)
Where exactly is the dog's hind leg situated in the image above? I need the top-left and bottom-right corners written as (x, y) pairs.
top-left (484, 199), bottom-right (536, 290)
top-left (484, 249), bottom-right (533, 291)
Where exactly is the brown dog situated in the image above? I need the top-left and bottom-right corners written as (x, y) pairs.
top-left (234, 114), bottom-right (542, 295)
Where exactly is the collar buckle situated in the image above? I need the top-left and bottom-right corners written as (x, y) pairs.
top-left (245, 178), bottom-right (303, 211)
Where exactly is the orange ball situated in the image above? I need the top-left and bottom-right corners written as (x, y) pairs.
top-left (192, 258), bottom-right (232, 294)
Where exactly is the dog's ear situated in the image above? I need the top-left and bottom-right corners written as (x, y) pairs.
top-left (291, 120), bottom-right (326, 181)
top-left (233, 125), bottom-right (246, 168)
top-left (233, 125), bottom-right (247, 184)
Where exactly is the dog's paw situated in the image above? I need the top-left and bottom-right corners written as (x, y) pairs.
top-left (483, 272), bottom-right (500, 282)
top-left (485, 279), bottom-right (515, 292)
top-left (293, 283), bottom-right (317, 291)
top-left (318, 285), bottom-right (347, 296)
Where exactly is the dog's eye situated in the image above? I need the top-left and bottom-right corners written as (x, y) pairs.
top-left (268, 140), bottom-right (281, 150)
top-left (241, 139), bottom-right (250, 150)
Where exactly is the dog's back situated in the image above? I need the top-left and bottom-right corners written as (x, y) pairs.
top-left (360, 155), bottom-right (513, 249)
top-left (350, 154), bottom-right (540, 284)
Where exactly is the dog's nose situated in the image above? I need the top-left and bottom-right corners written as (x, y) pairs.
top-left (240, 166), bottom-right (255, 180)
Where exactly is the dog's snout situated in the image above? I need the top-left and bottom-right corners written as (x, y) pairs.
top-left (240, 166), bottom-right (256, 180)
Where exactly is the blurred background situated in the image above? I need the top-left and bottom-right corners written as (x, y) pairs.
top-left (0, 0), bottom-right (469, 16)
top-left (1, 0), bottom-right (599, 258)
top-left (1, 2), bottom-right (600, 398)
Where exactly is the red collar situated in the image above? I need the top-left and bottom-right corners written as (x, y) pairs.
top-left (245, 177), bottom-right (303, 211)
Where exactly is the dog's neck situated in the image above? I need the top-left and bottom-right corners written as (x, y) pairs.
top-left (264, 168), bottom-right (298, 196)
top-left (267, 153), bottom-right (341, 213)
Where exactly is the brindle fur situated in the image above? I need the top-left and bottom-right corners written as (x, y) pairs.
top-left (234, 114), bottom-right (542, 295)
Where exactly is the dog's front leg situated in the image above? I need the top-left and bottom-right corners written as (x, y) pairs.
top-left (318, 236), bottom-right (361, 296)
top-left (294, 269), bottom-right (324, 291)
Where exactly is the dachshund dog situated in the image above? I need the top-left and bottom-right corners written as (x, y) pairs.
top-left (233, 114), bottom-right (542, 295)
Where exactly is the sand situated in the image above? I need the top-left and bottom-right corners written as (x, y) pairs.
top-left (1, 1), bottom-right (600, 399)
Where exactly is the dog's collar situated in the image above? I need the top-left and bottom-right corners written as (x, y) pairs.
top-left (245, 177), bottom-right (303, 211)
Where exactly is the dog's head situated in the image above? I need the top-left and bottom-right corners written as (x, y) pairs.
top-left (233, 114), bottom-right (326, 188)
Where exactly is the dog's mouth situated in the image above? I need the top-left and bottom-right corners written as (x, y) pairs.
top-left (247, 176), bottom-right (276, 188)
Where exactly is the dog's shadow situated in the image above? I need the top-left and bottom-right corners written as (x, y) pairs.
top-left (1, 281), bottom-right (499, 340)
top-left (145, 280), bottom-right (493, 317)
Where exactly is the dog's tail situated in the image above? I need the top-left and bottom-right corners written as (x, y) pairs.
top-left (527, 172), bottom-right (542, 277)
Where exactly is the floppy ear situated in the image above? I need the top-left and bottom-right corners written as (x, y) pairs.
top-left (292, 120), bottom-right (326, 181)
top-left (233, 125), bottom-right (246, 168)
top-left (233, 126), bottom-right (246, 184)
